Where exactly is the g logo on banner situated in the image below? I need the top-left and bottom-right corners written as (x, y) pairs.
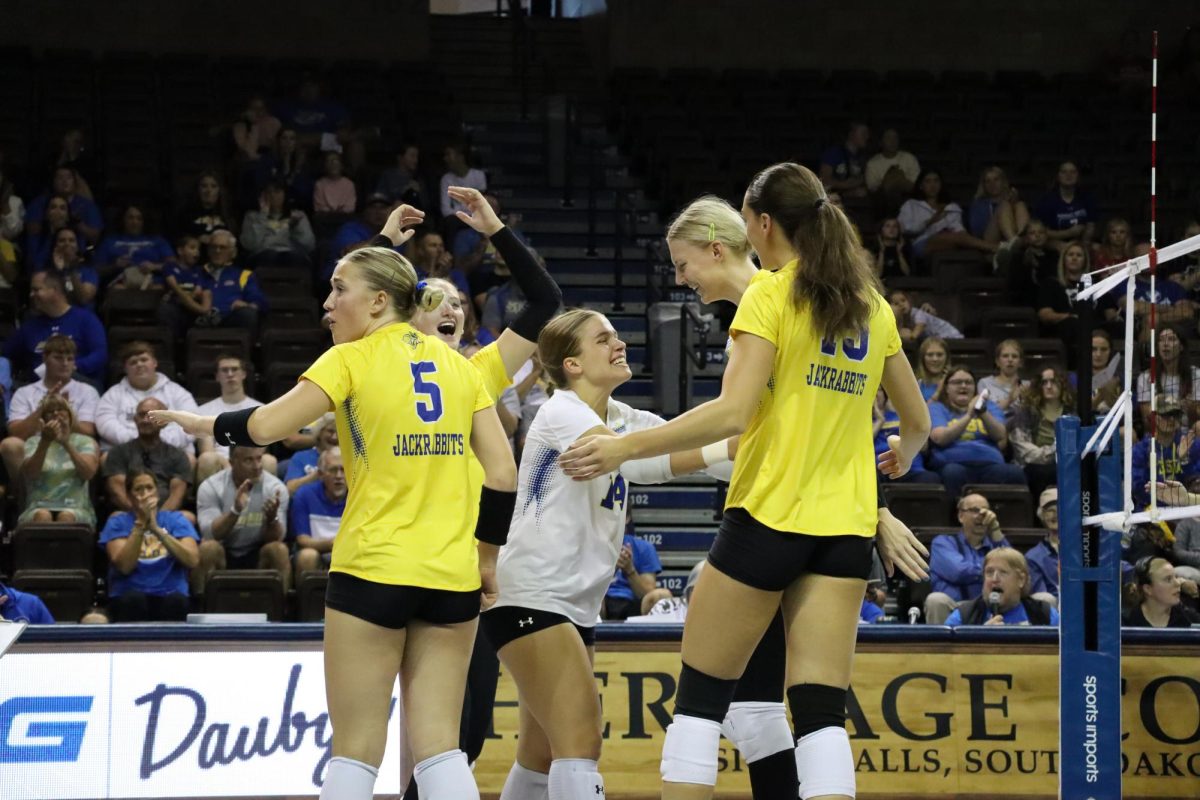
top-left (0, 695), bottom-right (93, 763)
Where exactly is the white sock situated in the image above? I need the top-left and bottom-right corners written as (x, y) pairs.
top-left (795, 727), bottom-right (855, 800)
top-left (500, 761), bottom-right (550, 800)
top-left (548, 758), bottom-right (605, 800)
top-left (414, 749), bottom-right (480, 800)
top-left (320, 756), bottom-right (378, 800)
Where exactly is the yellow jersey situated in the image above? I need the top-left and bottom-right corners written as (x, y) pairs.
top-left (302, 322), bottom-right (493, 590)
top-left (725, 260), bottom-right (900, 536)
top-left (469, 342), bottom-right (510, 402)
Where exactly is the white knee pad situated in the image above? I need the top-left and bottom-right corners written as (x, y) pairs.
top-left (501, 761), bottom-right (549, 800)
top-left (320, 756), bottom-right (378, 800)
top-left (721, 701), bottom-right (794, 764)
top-left (414, 749), bottom-right (480, 800)
top-left (660, 714), bottom-right (723, 786)
top-left (795, 727), bottom-right (855, 800)
top-left (548, 758), bottom-right (604, 800)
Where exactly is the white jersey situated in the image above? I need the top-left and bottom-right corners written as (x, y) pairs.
top-left (493, 389), bottom-right (677, 627)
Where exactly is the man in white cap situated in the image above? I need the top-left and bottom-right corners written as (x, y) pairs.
top-left (1026, 487), bottom-right (1061, 607)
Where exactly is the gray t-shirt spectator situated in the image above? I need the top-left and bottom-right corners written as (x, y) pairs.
top-left (104, 439), bottom-right (191, 503)
top-left (1170, 518), bottom-right (1200, 571)
top-left (481, 281), bottom-right (527, 335)
top-left (198, 468), bottom-right (289, 558)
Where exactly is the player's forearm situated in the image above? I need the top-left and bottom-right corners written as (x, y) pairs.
top-left (624, 397), bottom-right (748, 461)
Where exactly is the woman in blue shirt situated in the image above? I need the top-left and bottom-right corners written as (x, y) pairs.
top-left (927, 367), bottom-right (1026, 499)
top-left (95, 203), bottom-right (176, 290)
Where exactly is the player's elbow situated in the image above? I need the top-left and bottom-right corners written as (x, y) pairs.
top-left (487, 456), bottom-right (518, 493)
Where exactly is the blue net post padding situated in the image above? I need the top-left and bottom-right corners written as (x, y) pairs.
top-left (1055, 416), bottom-right (1123, 799)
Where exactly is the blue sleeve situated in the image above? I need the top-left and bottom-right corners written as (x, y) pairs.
top-left (451, 270), bottom-right (470, 297)
top-left (632, 538), bottom-right (661, 574)
top-left (243, 272), bottom-right (268, 312)
top-left (285, 450), bottom-right (314, 481)
top-left (163, 511), bottom-right (200, 541)
top-left (79, 198), bottom-right (103, 231)
top-left (94, 238), bottom-right (116, 267)
top-left (928, 402), bottom-right (950, 428)
top-left (1131, 442), bottom-right (1149, 506)
top-left (860, 600), bottom-right (884, 623)
top-left (99, 513), bottom-right (135, 544)
top-left (944, 608), bottom-right (963, 627)
top-left (930, 536), bottom-right (979, 586)
top-left (453, 229), bottom-right (481, 258)
top-left (29, 596), bottom-right (55, 624)
top-left (154, 237), bottom-right (176, 263)
top-left (78, 266), bottom-right (99, 288)
top-left (290, 489), bottom-right (312, 537)
top-left (1028, 558), bottom-right (1049, 595)
top-left (1050, 607), bottom-right (1060, 625)
top-left (75, 312), bottom-right (108, 382)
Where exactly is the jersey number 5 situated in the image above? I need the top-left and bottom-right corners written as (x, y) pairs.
top-left (820, 329), bottom-right (870, 362)
top-left (411, 362), bottom-right (444, 422)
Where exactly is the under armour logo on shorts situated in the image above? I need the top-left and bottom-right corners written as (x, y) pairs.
top-left (518, 617), bottom-right (533, 627)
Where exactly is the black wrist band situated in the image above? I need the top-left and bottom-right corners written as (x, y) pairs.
top-left (368, 234), bottom-right (395, 248)
top-left (475, 486), bottom-right (516, 546)
top-left (214, 407), bottom-right (263, 449)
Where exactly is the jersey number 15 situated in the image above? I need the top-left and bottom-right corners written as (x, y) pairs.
top-left (820, 330), bottom-right (870, 362)
top-left (411, 362), bottom-right (444, 422)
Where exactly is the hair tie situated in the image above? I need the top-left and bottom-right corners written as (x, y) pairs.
top-left (814, 197), bottom-right (828, 210)
top-left (707, 222), bottom-right (716, 242)
top-left (416, 279), bottom-right (428, 294)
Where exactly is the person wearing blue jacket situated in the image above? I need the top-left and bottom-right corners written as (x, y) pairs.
top-left (924, 491), bottom-right (1011, 624)
top-left (200, 230), bottom-right (268, 330)
top-left (0, 582), bottom-right (55, 624)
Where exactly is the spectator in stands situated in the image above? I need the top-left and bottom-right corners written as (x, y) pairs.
top-left (887, 289), bottom-right (961, 343)
top-left (95, 204), bottom-right (175, 291)
top-left (100, 469), bottom-right (200, 622)
top-left (1026, 487), bottom-right (1060, 601)
top-left (312, 151), bottom-right (356, 214)
top-left (2, 270), bottom-right (106, 384)
top-left (873, 389), bottom-right (940, 484)
top-left (915, 336), bottom-right (949, 401)
top-left (96, 341), bottom-right (198, 453)
top-left (47, 128), bottom-right (96, 193)
top-left (257, 128), bottom-right (313, 211)
top-left (158, 234), bottom-right (212, 338)
top-left (1034, 161), bottom-right (1096, 251)
top-left (1165, 495), bottom-right (1200, 583)
top-left (409, 228), bottom-right (469, 295)
top-left (25, 166), bottom-right (102, 245)
top-left (0, 147), bottom-right (24, 241)
top-left (968, 166), bottom-right (1031, 245)
top-left (1, 335), bottom-right (100, 481)
top-left (196, 445), bottom-right (290, 591)
top-left (482, 277), bottom-right (529, 340)
top-left (455, 284), bottom-right (494, 355)
top-left (1008, 219), bottom-right (1059, 301)
top-left (273, 76), bottom-right (349, 141)
top-left (240, 179), bottom-right (315, 268)
top-left (927, 366), bottom-right (1026, 498)
top-left (24, 194), bottom-right (76, 270)
top-left (1010, 366), bottom-right (1072, 497)
top-left (925, 492), bottom-right (1012, 624)
top-left (439, 143), bottom-right (488, 222)
top-left (1131, 395), bottom-right (1200, 508)
top-left (874, 218), bottom-right (910, 279)
top-left (231, 93), bottom-right (282, 162)
top-left (200, 230), bottom-right (268, 330)
top-left (1132, 244), bottom-right (1194, 334)
top-left (0, 581), bottom-right (54, 624)
top-left (376, 141), bottom-right (430, 210)
top-left (899, 169), bottom-right (997, 261)
top-left (818, 122), bottom-right (869, 199)
top-left (104, 397), bottom-right (193, 521)
top-left (289, 447), bottom-right (346, 585)
top-left (865, 127), bottom-right (919, 211)
top-left (944, 548), bottom-right (1060, 626)
top-left (1036, 241), bottom-right (1089, 356)
top-left (178, 171), bottom-right (235, 245)
top-left (18, 393), bottom-right (97, 527)
top-left (325, 194), bottom-right (394, 281)
top-left (1136, 325), bottom-right (1200, 426)
top-left (1088, 329), bottom-right (1122, 415)
top-left (284, 412), bottom-right (338, 494)
top-left (1090, 217), bottom-right (1133, 271)
top-left (1175, 220), bottom-right (1200, 295)
top-left (0, 233), bottom-right (15, 289)
top-left (499, 358), bottom-right (549, 450)
top-left (1125, 519), bottom-right (1200, 587)
top-left (978, 339), bottom-right (1027, 420)
top-left (1123, 556), bottom-right (1200, 627)
top-left (44, 229), bottom-right (99, 307)
top-left (196, 354), bottom-right (271, 485)
top-left (604, 518), bottom-right (672, 620)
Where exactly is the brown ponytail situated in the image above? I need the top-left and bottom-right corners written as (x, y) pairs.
top-left (744, 162), bottom-right (880, 342)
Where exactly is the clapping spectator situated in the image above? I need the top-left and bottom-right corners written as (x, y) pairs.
top-left (94, 204), bottom-right (175, 290)
top-left (1009, 366), bottom-right (1072, 497)
top-left (1024, 487), bottom-right (1062, 600)
top-left (99, 470), bottom-right (200, 622)
top-left (25, 166), bottom-right (102, 245)
top-left (196, 445), bottom-right (290, 591)
top-left (927, 367), bottom-right (1026, 498)
top-left (456, 284), bottom-right (494, 354)
top-left (898, 169), bottom-right (996, 262)
top-left (915, 336), bottom-right (950, 401)
top-left (1132, 244), bottom-right (1194, 334)
top-left (944, 548), bottom-right (1060, 626)
top-left (2, 270), bottom-right (106, 384)
top-left (47, 128), bottom-right (96, 192)
top-left (604, 517), bottom-right (672, 619)
top-left (887, 289), bottom-right (962, 344)
top-left (157, 235), bottom-right (213, 339)
top-left (968, 166), bottom-right (1031, 245)
top-left (103, 398), bottom-right (193, 520)
top-left (96, 342), bottom-right (198, 453)
top-left (873, 389), bottom-right (940, 484)
top-left (439, 144), bottom-right (487, 223)
top-left (818, 122), bottom-right (869, 199)
top-left (409, 228), bottom-right (469, 296)
top-left (1136, 325), bottom-right (1200, 426)
top-left (283, 412), bottom-right (337, 494)
top-left (1090, 217), bottom-right (1134, 270)
top-left (1034, 161), bottom-right (1096, 251)
top-left (978, 339), bottom-right (1027, 420)
top-left (1131, 395), bottom-right (1200, 508)
top-left (874, 218), bottom-right (910, 279)
top-left (375, 141), bottom-right (430, 210)
top-left (240, 179), bottom-right (315, 268)
top-left (865, 127), bottom-right (920, 212)
top-left (256, 128), bottom-right (314, 211)
top-left (1009, 219), bottom-right (1062, 300)
top-left (312, 151), bottom-right (356, 214)
top-left (18, 394), bottom-right (98, 527)
top-left (1123, 556), bottom-right (1200, 627)
top-left (200, 230), bottom-right (268, 330)
top-left (289, 447), bottom-right (346, 586)
top-left (0, 146), bottom-right (24, 241)
top-left (45, 229), bottom-right (99, 307)
top-left (24, 194), bottom-right (77, 270)
top-left (925, 492), bottom-right (1012, 624)
top-left (1, 335), bottom-right (99, 481)
top-left (273, 76), bottom-right (350, 144)
top-left (177, 171), bottom-right (235, 246)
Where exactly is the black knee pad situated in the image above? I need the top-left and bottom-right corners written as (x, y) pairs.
top-left (675, 663), bottom-right (739, 723)
top-left (786, 683), bottom-right (847, 738)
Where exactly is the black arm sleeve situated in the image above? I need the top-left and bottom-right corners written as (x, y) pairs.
top-left (368, 234), bottom-right (394, 248)
top-left (491, 226), bottom-right (562, 341)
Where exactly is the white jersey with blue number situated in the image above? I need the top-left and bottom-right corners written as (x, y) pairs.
top-left (493, 389), bottom-right (675, 627)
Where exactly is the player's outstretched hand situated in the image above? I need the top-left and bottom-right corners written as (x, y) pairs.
top-left (877, 434), bottom-right (912, 479)
top-left (380, 203), bottom-right (426, 246)
top-left (448, 186), bottom-right (503, 236)
top-left (876, 508), bottom-right (929, 582)
top-left (559, 433), bottom-right (627, 481)
top-left (147, 409), bottom-right (213, 437)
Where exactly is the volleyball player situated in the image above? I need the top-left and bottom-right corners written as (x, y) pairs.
top-left (560, 163), bottom-right (931, 800)
top-left (150, 242), bottom-right (518, 800)
top-left (662, 195), bottom-right (931, 799)
top-left (481, 308), bottom-right (738, 800)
